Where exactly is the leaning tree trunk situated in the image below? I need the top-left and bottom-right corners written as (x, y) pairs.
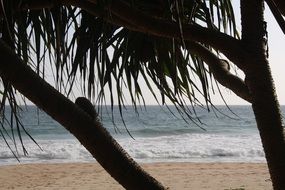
top-left (0, 40), bottom-right (166, 190)
top-left (241, 1), bottom-right (285, 189)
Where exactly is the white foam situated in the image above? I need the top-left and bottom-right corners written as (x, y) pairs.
top-left (116, 133), bottom-right (265, 163)
top-left (0, 132), bottom-right (266, 165)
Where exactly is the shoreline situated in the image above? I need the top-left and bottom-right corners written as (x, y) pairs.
top-left (0, 162), bottom-right (272, 189)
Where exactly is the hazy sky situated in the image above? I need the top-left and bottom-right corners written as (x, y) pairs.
top-left (200, 2), bottom-right (285, 105)
top-left (20, 3), bottom-right (285, 106)
top-left (80, 4), bottom-right (285, 106)
top-left (136, 3), bottom-right (285, 105)
top-left (260, 6), bottom-right (285, 105)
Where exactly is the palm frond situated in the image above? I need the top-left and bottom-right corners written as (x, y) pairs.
top-left (0, 0), bottom-right (239, 153)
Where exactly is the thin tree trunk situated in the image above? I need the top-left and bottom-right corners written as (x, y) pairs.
top-left (241, 1), bottom-right (285, 189)
top-left (0, 40), bottom-right (166, 190)
top-left (247, 62), bottom-right (285, 189)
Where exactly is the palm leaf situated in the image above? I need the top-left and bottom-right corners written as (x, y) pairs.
top-left (0, 0), bottom-right (239, 152)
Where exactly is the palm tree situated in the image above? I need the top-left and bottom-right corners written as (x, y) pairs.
top-left (0, 0), bottom-right (285, 189)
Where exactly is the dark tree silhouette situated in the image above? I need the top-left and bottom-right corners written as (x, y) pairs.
top-left (0, 0), bottom-right (285, 189)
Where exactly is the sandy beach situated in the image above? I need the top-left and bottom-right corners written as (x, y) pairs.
top-left (0, 162), bottom-right (271, 190)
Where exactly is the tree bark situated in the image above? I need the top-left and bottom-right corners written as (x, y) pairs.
top-left (241, 1), bottom-right (285, 189)
top-left (247, 61), bottom-right (285, 190)
top-left (0, 40), bottom-right (166, 190)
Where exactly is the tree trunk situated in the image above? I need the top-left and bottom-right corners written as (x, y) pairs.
top-left (247, 62), bottom-right (285, 190)
top-left (241, 1), bottom-right (285, 189)
top-left (0, 40), bottom-right (166, 190)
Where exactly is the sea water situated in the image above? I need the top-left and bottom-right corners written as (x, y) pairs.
top-left (0, 105), bottom-right (284, 165)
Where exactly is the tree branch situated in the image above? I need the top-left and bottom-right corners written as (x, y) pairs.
top-left (12, 0), bottom-right (252, 102)
top-left (266, 0), bottom-right (285, 35)
top-left (14, 0), bottom-right (247, 71)
top-left (103, 0), bottom-right (245, 69)
top-left (186, 42), bottom-right (252, 103)
top-left (0, 40), bottom-right (166, 190)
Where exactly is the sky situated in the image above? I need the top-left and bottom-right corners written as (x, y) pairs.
top-left (130, 3), bottom-right (285, 105)
top-left (201, 2), bottom-right (285, 105)
top-left (19, 2), bottom-right (285, 106)
top-left (264, 6), bottom-right (285, 105)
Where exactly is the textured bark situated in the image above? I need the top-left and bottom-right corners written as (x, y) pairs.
top-left (0, 40), bottom-right (166, 190)
top-left (241, 1), bottom-right (285, 189)
top-left (246, 62), bottom-right (285, 190)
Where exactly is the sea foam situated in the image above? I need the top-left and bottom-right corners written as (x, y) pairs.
top-left (1, 105), bottom-right (282, 165)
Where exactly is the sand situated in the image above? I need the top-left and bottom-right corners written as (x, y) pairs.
top-left (0, 162), bottom-right (271, 190)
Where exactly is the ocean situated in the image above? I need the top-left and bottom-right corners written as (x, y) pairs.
top-left (1, 105), bottom-right (284, 165)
